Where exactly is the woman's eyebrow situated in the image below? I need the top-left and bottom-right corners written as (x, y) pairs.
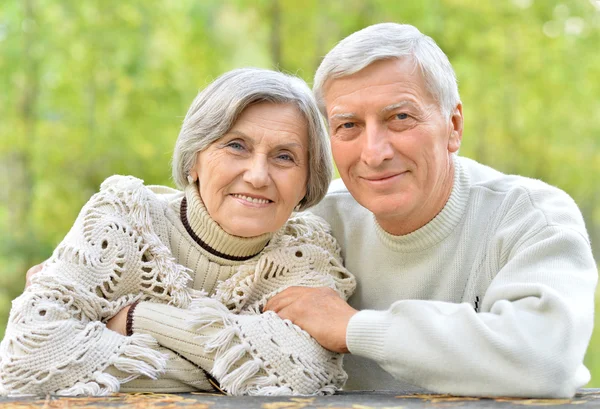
top-left (226, 130), bottom-right (304, 151)
top-left (226, 130), bottom-right (249, 139)
top-left (274, 142), bottom-right (304, 151)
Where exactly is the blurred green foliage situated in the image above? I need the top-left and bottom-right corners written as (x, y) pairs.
top-left (1, 0), bottom-right (599, 387)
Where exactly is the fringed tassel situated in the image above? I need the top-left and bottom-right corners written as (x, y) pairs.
top-left (187, 298), bottom-right (278, 396)
top-left (317, 383), bottom-right (338, 395)
top-left (211, 344), bottom-right (247, 380)
top-left (111, 334), bottom-right (167, 380)
top-left (188, 296), bottom-right (233, 332)
top-left (205, 326), bottom-right (237, 355)
top-left (56, 371), bottom-right (120, 396)
top-left (248, 385), bottom-right (293, 396)
top-left (219, 359), bottom-right (261, 395)
top-left (241, 374), bottom-right (293, 396)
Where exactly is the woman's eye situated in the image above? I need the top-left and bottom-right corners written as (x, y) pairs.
top-left (395, 113), bottom-right (409, 120)
top-left (277, 153), bottom-right (294, 162)
top-left (226, 141), bottom-right (245, 150)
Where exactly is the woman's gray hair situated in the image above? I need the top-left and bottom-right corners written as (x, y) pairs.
top-left (172, 68), bottom-right (332, 211)
top-left (313, 23), bottom-right (461, 119)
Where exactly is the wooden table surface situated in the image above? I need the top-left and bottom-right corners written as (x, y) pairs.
top-left (2, 389), bottom-right (600, 408)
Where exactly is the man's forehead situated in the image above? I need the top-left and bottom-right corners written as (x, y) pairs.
top-left (322, 59), bottom-right (435, 116)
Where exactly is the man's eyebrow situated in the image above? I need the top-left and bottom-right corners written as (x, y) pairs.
top-left (329, 113), bottom-right (358, 122)
top-left (380, 101), bottom-right (418, 115)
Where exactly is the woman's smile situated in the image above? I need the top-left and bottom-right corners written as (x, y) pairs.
top-left (230, 193), bottom-right (273, 206)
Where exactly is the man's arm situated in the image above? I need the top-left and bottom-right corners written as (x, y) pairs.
top-left (267, 225), bottom-right (597, 398)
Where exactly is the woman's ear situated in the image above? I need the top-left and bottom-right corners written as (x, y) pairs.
top-left (188, 170), bottom-right (198, 184)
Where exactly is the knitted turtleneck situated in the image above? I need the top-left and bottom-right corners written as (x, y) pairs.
top-left (180, 183), bottom-right (272, 261)
top-left (372, 155), bottom-right (469, 252)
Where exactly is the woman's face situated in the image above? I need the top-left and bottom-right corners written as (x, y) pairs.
top-left (190, 102), bottom-right (309, 237)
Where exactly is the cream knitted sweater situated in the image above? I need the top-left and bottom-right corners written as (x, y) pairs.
top-left (0, 176), bottom-right (355, 396)
top-left (310, 156), bottom-right (597, 398)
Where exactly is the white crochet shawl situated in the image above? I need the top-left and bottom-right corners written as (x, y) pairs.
top-left (0, 176), bottom-right (355, 396)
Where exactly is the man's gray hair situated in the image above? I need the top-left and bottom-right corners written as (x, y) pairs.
top-left (313, 23), bottom-right (461, 119)
top-left (172, 68), bottom-right (332, 211)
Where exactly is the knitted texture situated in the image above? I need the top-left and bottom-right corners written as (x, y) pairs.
top-left (187, 214), bottom-right (355, 395)
top-left (310, 156), bottom-right (597, 398)
top-left (0, 176), bottom-right (196, 396)
top-left (0, 176), bottom-right (356, 396)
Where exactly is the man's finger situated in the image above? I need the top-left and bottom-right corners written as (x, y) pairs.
top-left (264, 289), bottom-right (297, 313)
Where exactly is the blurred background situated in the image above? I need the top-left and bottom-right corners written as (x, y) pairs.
top-left (1, 0), bottom-right (599, 386)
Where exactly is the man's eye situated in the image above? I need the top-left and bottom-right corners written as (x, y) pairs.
top-left (396, 113), bottom-right (409, 120)
top-left (341, 122), bottom-right (355, 129)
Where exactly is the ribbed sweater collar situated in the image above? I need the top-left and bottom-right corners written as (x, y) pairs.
top-left (374, 156), bottom-right (470, 252)
top-left (181, 183), bottom-right (272, 261)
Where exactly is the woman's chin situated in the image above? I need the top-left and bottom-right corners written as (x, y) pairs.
top-left (221, 222), bottom-right (275, 238)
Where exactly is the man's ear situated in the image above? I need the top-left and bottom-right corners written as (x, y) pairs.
top-left (448, 103), bottom-right (463, 153)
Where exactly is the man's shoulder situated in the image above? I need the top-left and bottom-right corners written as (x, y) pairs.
top-left (461, 157), bottom-right (585, 231)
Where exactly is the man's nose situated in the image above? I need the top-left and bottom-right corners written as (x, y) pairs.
top-left (360, 122), bottom-right (394, 167)
top-left (243, 155), bottom-right (270, 188)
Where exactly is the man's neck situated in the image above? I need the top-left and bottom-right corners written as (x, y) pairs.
top-left (376, 159), bottom-right (456, 237)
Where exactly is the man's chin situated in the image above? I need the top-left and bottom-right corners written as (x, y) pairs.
top-left (355, 194), bottom-right (413, 221)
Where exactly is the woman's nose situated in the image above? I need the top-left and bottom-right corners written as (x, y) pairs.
top-left (243, 155), bottom-right (270, 188)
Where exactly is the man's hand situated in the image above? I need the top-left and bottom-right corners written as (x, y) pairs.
top-left (264, 286), bottom-right (358, 353)
top-left (106, 305), bottom-right (131, 336)
top-left (25, 262), bottom-right (45, 289)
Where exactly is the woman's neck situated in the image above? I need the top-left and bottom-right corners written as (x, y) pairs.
top-left (181, 183), bottom-right (272, 261)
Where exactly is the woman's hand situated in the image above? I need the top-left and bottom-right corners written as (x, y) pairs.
top-left (25, 262), bottom-right (45, 289)
top-left (106, 305), bottom-right (132, 336)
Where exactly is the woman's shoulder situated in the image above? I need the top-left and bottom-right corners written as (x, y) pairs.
top-left (82, 175), bottom-right (180, 221)
top-left (98, 175), bottom-right (181, 204)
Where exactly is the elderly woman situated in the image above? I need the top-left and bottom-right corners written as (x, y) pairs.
top-left (0, 68), bottom-right (355, 396)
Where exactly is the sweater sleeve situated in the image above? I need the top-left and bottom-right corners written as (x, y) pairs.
top-left (347, 223), bottom-right (597, 398)
top-left (129, 212), bottom-right (357, 396)
top-left (0, 284), bottom-right (168, 396)
top-left (108, 346), bottom-right (213, 393)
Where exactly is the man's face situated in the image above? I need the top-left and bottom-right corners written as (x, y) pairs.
top-left (323, 58), bottom-right (462, 235)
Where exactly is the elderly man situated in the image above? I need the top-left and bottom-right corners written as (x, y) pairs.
top-left (265, 23), bottom-right (597, 398)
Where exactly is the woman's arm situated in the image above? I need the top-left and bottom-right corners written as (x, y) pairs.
top-left (0, 176), bottom-right (194, 396)
top-left (126, 212), bottom-right (356, 395)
